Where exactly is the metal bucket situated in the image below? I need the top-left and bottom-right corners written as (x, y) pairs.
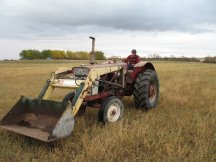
top-left (0, 97), bottom-right (74, 142)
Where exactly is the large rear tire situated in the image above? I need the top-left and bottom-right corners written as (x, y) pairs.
top-left (62, 92), bottom-right (86, 117)
top-left (133, 69), bottom-right (159, 110)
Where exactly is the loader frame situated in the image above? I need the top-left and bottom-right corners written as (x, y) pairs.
top-left (38, 63), bottom-right (127, 116)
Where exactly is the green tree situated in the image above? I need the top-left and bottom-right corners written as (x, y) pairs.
top-left (41, 50), bottom-right (52, 59)
top-left (19, 49), bottom-right (41, 60)
top-left (66, 51), bottom-right (89, 60)
top-left (66, 51), bottom-right (79, 60)
top-left (95, 51), bottom-right (106, 60)
top-left (50, 50), bottom-right (65, 59)
top-left (77, 51), bottom-right (89, 60)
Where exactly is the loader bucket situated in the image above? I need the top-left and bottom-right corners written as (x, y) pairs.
top-left (0, 97), bottom-right (74, 142)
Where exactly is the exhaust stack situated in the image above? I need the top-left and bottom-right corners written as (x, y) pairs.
top-left (89, 36), bottom-right (96, 64)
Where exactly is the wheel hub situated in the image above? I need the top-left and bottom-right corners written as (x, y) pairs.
top-left (107, 103), bottom-right (121, 122)
top-left (149, 82), bottom-right (157, 104)
top-left (111, 109), bottom-right (117, 116)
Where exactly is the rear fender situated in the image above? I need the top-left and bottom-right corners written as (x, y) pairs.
top-left (134, 61), bottom-right (155, 70)
top-left (126, 61), bottom-right (155, 83)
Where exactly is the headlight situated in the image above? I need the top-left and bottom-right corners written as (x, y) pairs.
top-left (72, 67), bottom-right (90, 77)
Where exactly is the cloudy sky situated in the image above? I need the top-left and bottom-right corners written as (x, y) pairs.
top-left (0, 0), bottom-right (216, 59)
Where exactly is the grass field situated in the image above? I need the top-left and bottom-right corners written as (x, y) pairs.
top-left (0, 60), bottom-right (215, 161)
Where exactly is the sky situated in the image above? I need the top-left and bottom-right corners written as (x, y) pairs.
top-left (0, 0), bottom-right (216, 60)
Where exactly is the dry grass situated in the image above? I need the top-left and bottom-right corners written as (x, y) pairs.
top-left (0, 60), bottom-right (215, 162)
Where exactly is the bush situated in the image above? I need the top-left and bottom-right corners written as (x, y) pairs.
top-left (203, 56), bottom-right (216, 63)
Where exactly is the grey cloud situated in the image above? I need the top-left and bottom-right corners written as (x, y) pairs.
top-left (0, 0), bottom-right (216, 39)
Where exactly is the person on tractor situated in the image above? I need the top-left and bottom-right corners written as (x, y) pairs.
top-left (124, 49), bottom-right (141, 70)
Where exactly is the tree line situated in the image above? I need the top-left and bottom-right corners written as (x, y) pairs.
top-left (19, 49), bottom-right (106, 60)
top-left (18, 50), bottom-right (215, 63)
top-left (141, 54), bottom-right (216, 63)
top-left (202, 56), bottom-right (216, 63)
top-left (141, 54), bottom-right (200, 62)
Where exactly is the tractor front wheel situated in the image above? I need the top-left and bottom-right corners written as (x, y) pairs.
top-left (62, 92), bottom-right (86, 117)
top-left (133, 69), bottom-right (159, 110)
top-left (98, 96), bottom-right (124, 123)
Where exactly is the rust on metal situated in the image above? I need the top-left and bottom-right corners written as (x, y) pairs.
top-left (84, 91), bottom-right (112, 101)
top-left (0, 125), bottom-right (50, 142)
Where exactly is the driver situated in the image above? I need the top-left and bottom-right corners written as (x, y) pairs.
top-left (124, 49), bottom-right (140, 69)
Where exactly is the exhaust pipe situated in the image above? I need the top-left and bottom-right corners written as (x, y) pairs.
top-left (89, 36), bottom-right (96, 64)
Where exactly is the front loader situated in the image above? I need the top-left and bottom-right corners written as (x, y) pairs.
top-left (0, 37), bottom-right (159, 142)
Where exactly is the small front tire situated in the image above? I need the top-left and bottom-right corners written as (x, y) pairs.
top-left (62, 92), bottom-right (86, 117)
top-left (98, 96), bottom-right (124, 123)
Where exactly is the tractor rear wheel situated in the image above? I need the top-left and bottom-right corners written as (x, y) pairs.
top-left (98, 96), bottom-right (124, 123)
top-left (63, 92), bottom-right (86, 117)
top-left (133, 69), bottom-right (159, 110)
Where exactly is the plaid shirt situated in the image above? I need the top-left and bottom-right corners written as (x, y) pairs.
top-left (125, 54), bottom-right (140, 64)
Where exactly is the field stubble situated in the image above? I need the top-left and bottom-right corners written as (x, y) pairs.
top-left (0, 60), bottom-right (215, 161)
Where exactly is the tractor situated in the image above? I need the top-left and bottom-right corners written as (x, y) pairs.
top-left (0, 37), bottom-right (159, 142)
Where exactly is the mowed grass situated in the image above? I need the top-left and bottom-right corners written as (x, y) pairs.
top-left (0, 60), bottom-right (215, 161)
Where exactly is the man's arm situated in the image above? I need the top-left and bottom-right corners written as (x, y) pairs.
top-left (123, 55), bottom-right (131, 63)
